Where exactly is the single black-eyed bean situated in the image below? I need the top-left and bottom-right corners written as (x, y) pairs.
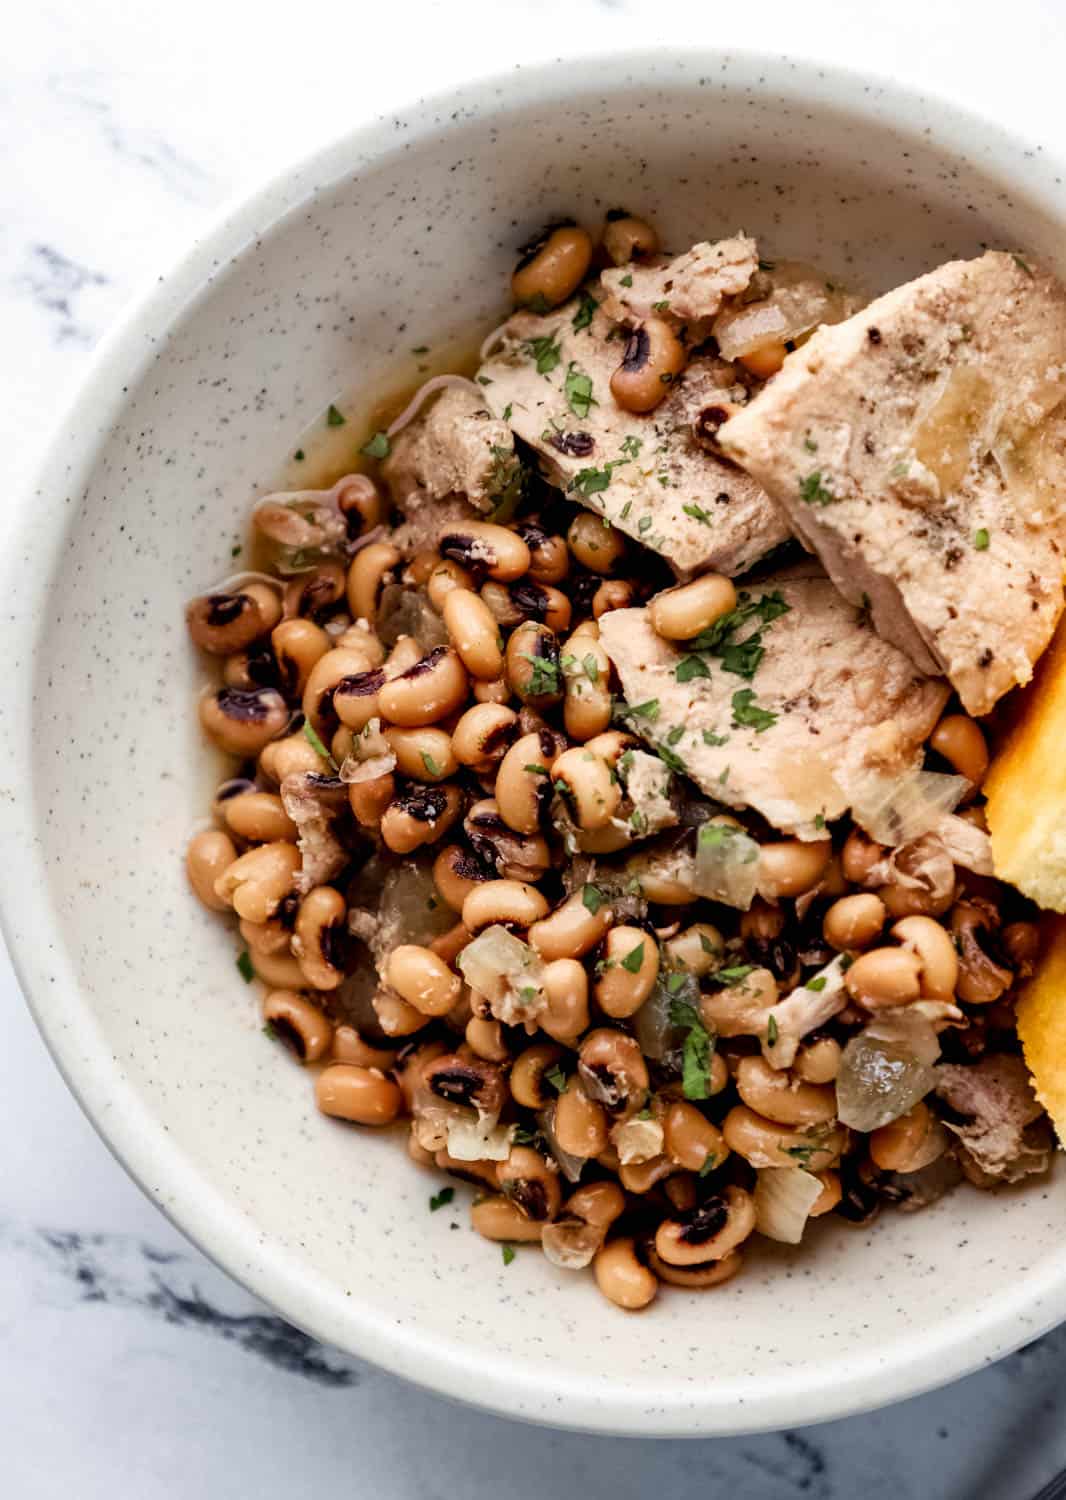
top-left (186, 830), bottom-right (239, 911)
top-left (602, 209), bottom-right (659, 265)
top-left (302, 645), bottom-right (379, 735)
top-left (438, 521), bottom-right (530, 583)
top-left (465, 1015), bottom-right (509, 1062)
top-left (461, 878), bottom-right (549, 935)
top-left (380, 783), bottom-right (463, 854)
top-left (929, 713), bottom-right (990, 786)
top-left (663, 1101), bottom-right (728, 1174)
top-left (385, 944), bottom-right (462, 1017)
top-left (560, 629), bottom-right (612, 741)
top-left (426, 558), bottom-right (474, 613)
top-left (610, 317), bottom-right (686, 414)
top-left (592, 579), bottom-right (634, 618)
top-left (567, 512), bottom-right (626, 574)
top-left (653, 1185), bottom-right (756, 1268)
top-left (451, 702), bottom-right (519, 771)
top-left (199, 686), bottom-right (288, 756)
top-left (422, 1053), bottom-right (508, 1117)
top-left (738, 341), bottom-right (787, 379)
top-left (593, 1237), bottom-right (657, 1310)
top-left (222, 791), bottom-right (297, 844)
top-left (385, 725), bottom-right (458, 782)
top-left (505, 621), bottom-right (562, 708)
top-left (648, 573), bottom-right (737, 641)
top-left (595, 925), bottom-right (660, 1018)
top-left (331, 1024), bottom-right (397, 1071)
top-left (734, 1055), bottom-right (837, 1127)
top-left (757, 838), bottom-right (832, 901)
top-left (495, 730), bottom-right (562, 833)
top-left (271, 617), bottom-right (331, 697)
top-left (528, 889), bottom-right (614, 962)
top-left (283, 563), bottom-right (347, 622)
top-left (263, 990), bottom-right (333, 1062)
top-left (510, 1042), bottom-right (565, 1109)
top-left (722, 1106), bottom-right (846, 1170)
top-left (346, 542), bottom-right (401, 624)
top-left (577, 1028), bottom-right (648, 1112)
top-left (844, 946), bottom-right (923, 1009)
top-left (823, 892), bottom-right (887, 951)
top-left (315, 1064), bottom-right (403, 1125)
top-left (551, 745), bottom-right (620, 830)
top-left (348, 770), bottom-right (396, 829)
top-left (512, 222), bottom-right (592, 309)
top-left (540, 957), bottom-right (590, 1043)
top-left (470, 1196), bottom-right (544, 1243)
top-left (442, 588), bottom-right (505, 680)
top-left (516, 523), bottom-right (570, 585)
top-left (554, 1081), bottom-right (609, 1157)
top-left (377, 646), bottom-right (468, 727)
top-left (891, 914), bottom-right (958, 1001)
top-left (214, 840), bottom-right (300, 923)
top-left (294, 886), bottom-right (349, 990)
top-left (187, 582), bottom-right (282, 655)
top-left (432, 843), bottom-right (493, 912)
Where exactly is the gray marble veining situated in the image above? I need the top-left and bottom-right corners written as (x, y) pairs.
top-left (5, 1), bottom-right (1066, 1495)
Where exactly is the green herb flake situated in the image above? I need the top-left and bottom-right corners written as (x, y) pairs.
top-left (669, 997), bottom-right (716, 1101)
top-left (806, 976), bottom-right (828, 993)
top-left (262, 1021), bottom-right (278, 1041)
top-left (799, 470), bottom-right (836, 506)
top-left (412, 344), bottom-right (430, 354)
top-left (620, 435), bottom-right (642, 459)
top-left (813, 813), bottom-right (826, 830)
top-left (361, 430), bottom-right (391, 459)
top-left (803, 436), bottom-right (817, 453)
top-left (758, 258), bottom-right (776, 272)
top-left (582, 884), bottom-right (604, 915)
top-left (665, 723), bottom-right (685, 746)
top-left (501, 1244), bottom-right (516, 1266)
top-left (619, 273), bottom-right (633, 287)
top-left (572, 290), bottom-right (599, 333)
top-left (569, 465), bottom-right (613, 497)
top-left (682, 502), bottom-right (713, 526)
top-left (502, 403), bottom-right (513, 421)
top-left (621, 698), bottom-right (660, 722)
top-left (293, 448), bottom-right (305, 462)
top-left (699, 933), bottom-right (718, 956)
top-left (236, 950), bottom-right (255, 983)
top-left (731, 688), bottom-right (778, 733)
top-left (657, 745), bottom-right (686, 774)
top-left (638, 515), bottom-right (653, 534)
top-left (974, 528), bottom-right (990, 550)
top-left (326, 404), bottom-right (346, 427)
top-left (564, 362), bottom-right (597, 420)
top-left (676, 655), bottom-right (710, 684)
top-left (477, 375), bottom-right (493, 386)
top-left (429, 1186), bottom-right (455, 1212)
top-left (698, 1153), bottom-right (720, 1177)
top-left (518, 652), bottom-right (561, 697)
top-left (621, 942), bottom-right (645, 973)
top-left (582, 653), bottom-right (599, 684)
top-left (231, 544), bottom-right (242, 558)
top-left (620, 500), bottom-right (633, 520)
top-left (526, 334), bottom-right (562, 375)
top-left (302, 720), bottom-right (339, 769)
top-left (702, 729), bottom-right (729, 747)
top-left (766, 1014), bottom-right (779, 1046)
top-left (666, 972), bottom-right (688, 995)
top-left (717, 964), bottom-right (755, 986)
top-left (1012, 253), bottom-right (1034, 277)
top-left (421, 752), bottom-right (442, 777)
top-left (524, 762), bottom-right (548, 776)
top-left (652, 299), bottom-right (671, 312)
top-left (545, 1064), bottom-right (568, 1094)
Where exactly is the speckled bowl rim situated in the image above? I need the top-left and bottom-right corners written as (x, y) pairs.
top-left (5, 46), bottom-right (1066, 1437)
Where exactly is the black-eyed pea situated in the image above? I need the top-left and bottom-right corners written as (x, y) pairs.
top-left (222, 643), bottom-right (279, 691)
top-left (259, 729), bottom-right (327, 782)
top-left (302, 646), bottom-right (379, 736)
top-left (823, 892), bottom-right (887, 951)
top-left (250, 947), bottom-right (307, 988)
top-left (199, 686), bottom-right (289, 756)
top-left (891, 914), bottom-right (958, 1001)
top-left (602, 210), bottom-right (659, 265)
top-left (495, 730), bottom-right (561, 833)
top-left (551, 745), bottom-right (620, 831)
top-left (567, 1180), bottom-right (626, 1230)
top-left (698, 966), bottom-right (779, 1038)
top-left (472, 676), bottom-right (512, 705)
top-left (331, 1025), bottom-right (397, 1071)
top-left (439, 521), bottom-right (531, 583)
top-left (374, 987), bottom-right (430, 1039)
top-left (648, 574), bottom-right (737, 641)
top-left (610, 317), bottom-right (686, 414)
top-left (470, 1195), bottom-right (544, 1243)
top-left (422, 1054), bottom-right (508, 1118)
top-left (240, 912), bottom-right (293, 956)
top-left (567, 512), bottom-right (626, 575)
top-left (930, 713), bottom-right (989, 787)
top-left (516, 524), bottom-right (569, 585)
top-left (617, 1156), bottom-right (679, 1195)
top-left (451, 702), bottom-right (519, 772)
top-left (738, 341), bottom-right (787, 378)
top-left (186, 582), bottom-right (283, 655)
top-left (442, 588), bottom-right (505, 680)
top-left (214, 840), bottom-right (300, 923)
top-left (346, 541), bottom-right (400, 623)
top-left (377, 646), bottom-right (468, 727)
top-left (465, 1015), bottom-right (509, 1063)
top-left (841, 826), bottom-right (885, 885)
top-left (648, 1248), bottom-right (743, 1290)
top-left (496, 1145), bottom-right (563, 1222)
top-left (405, 550), bottom-right (440, 587)
top-left (461, 878), bottom-right (549, 935)
top-left (592, 579), bottom-right (634, 617)
top-left (622, 847), bottom-right (696, 905)
top-left (577, 1028), bottom-right (648, 1112)
top-left (540, 958), bottom-right (591, 1043)
top-left (511, 222), bottom-right (592, 309)
top-left (793, 1037), bottom-right (842, 1085)
top-left (186, 830), bottom-right (239, 911)
top-left (426, 558), bottom-right (475, 613)
top-left (283, 563), bottom-right (347, 623)
top-left (807, 1171), bottom-right (842, 1218)
top-left (271, 617), bottom-right (331, 697)
top-left (722, 1106), bottom-right (846, 1170)
top-left (293, 886), bottom-right (349, 990)
top-left (758, 838), bottom-right (832, 901)
top-left (348, 770), bottom-right (396, 829)
top-left (528, 890), bottom-right (614, 962)
top-left (393, 1040), bottom-right (449, 1112)
top-left (505, 621), bottom-right (562, 709)
top-left (384, 944), bottom-right (461, 1018)
top-left (869, 1100), bottom-right (939, 1173)
top-left (653, 1185), bottom-right (756, 1267)
top-left (315, 1064), bottom-right (403, 1125)
top-left (560, 632), bottom-right (612, 742)
top-left (553, 1082), bottom-right (609, 1157)
top-left (734, 1055), bottom-right (837, 1127)
top-left (663, 1101), bottom-right (728, 1174)
top-left (596, 925), bottom-right (659, 1018)
top-left (480, 580), bottom-right (525, 629)
top-left (384, 726), bottom-right (457, 782)
top-left (844, 946), bottom-right (923, 1010)
top-left (380, 784), bottom-right (463, 855)
top-left (509, 1042), bottom-right (564, 1108)
top-left (593, 1237), bottom-right (657, 1310)
top-left (432, 843), bottom-right (492, 913)
top-left (663, 922), bottom-right (724, 976)
top-left (263, 990), bottom-right (333, 1062)
top-left (332, 666), bottom-right (386, 732)
top-left (428, 921), bottom-right (474, 968)
top-left (222, 791), bottom-right (297, 844)
top-left (583, 729), bottom-right (639, 769)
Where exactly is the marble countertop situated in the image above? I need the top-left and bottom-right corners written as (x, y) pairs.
top-left (5, 2), bottom-right (1066, 1495)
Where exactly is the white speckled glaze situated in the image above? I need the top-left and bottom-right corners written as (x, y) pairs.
top-left (3, 49), bottom-right (1065, 1437)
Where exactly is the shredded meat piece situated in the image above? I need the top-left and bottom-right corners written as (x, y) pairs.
top-left (280, 773), bottom-right (349, 893)
top-left (933, 1054), bottom-right (1052, 1185)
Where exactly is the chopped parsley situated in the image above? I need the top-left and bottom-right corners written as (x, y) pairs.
top-left (638, 515), bottom-right (653, 534)
top-left (698, 1153), bottom-right (720, 1177)
top-left (412, 344), bottom-right (429, 354)
top-left (525, 292), bottom-right (552, 315)
top-left (501, 1244), bottom-right (516, 1266)
top-left (620, 435), bottom-right (642, 459)
top-left (657, 744), bottom-right (687, 774)
top-left (803, 436), bottom-right (817, 453)
top-left (545, 1064), bottom-right (568, 1094)
top-left (813, 813), bottom-right (826, 830)
top-left (799, 470), bottom-right (836, 506)
top-left (502, 403), bottom-right (513, 421)
top-left (582, 653), bottom-right (599, 683)
top-left (682, 502), bottom-right (713, 526)
top-left (564, 362), bottom-right (597, 420)
top-left (525, 334), bottom-right (562, 375)
top-left (974, 528), bottom-right (990, 550)
top-left (361, 430), bottom-right (391, 459)
top-left (569, 465), bottom-right (614, 497)
top-left (806, 976), bottom-right (828, 992)
top-left (665, 724), bottom-right (685, 746)
top-left (702, 729), bottom-right (729, 747)
top-left (758, 258), bottom-right (776, 272)
top-left (1012, 253), bottom-right (1034, 277)
top-left (766, 1014), bottom-right (778, 1046)
top-left (618, 697), bottom-right (660, 722)
top-left (619, 273), bottom-right (633, 287)
top-left (582, 884), bottom-right (604, 914)
top-left (421, 751), bottom-right (442, 777)
top-left (621, 941), bottom-right (645, 973)
top-left (262, 1021), bottom-right (278, 1040)
top-left (231, 544), bottom-right (242, 558)
top-left (326, 404), bottom-right (346, 427)
top-left (293, 448), bottom-right (305, 461)
top-left (303, 720), bottom-right (339, 769)
top-left (717, 964), bottom-right (755, 986)
top-left (429, 1187), bottom-right (455, 1212)
top-left (652, 299), bottom-right (671, 312)
top-left (572, 290), bottom-right (599, 333)
top-left (477, 375), bottom-right (493, 385)
top-left (669, 997), bottom-right (716, 1101)
top-left (236, 950), bottom-right (255, 983)
top-left (731, 688), bottom-right (778, 733)
top-left (524, 762), bottom-right (549, 775)
top-left (676, 655), bottom-right (710, 684)
top-left (518, 653), bottom-right (561, 696)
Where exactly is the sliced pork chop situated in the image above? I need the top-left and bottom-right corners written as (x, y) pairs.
top-left (382, 385), bottom-right (519, 514)
top-left (477, 286), bottom-right (790, 578)
top-left (599, 235), bottom-right (759, 332)
top-left (719, 251), bottom-right (1066, 716)
top-left (598, 571), bottom-right (948, 838)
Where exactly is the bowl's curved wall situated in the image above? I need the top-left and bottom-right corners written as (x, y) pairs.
top-left (4, 51), bottom-right (1065, 1434)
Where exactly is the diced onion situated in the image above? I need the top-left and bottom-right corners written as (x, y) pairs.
top-left (457, 925), bottom-right (546, 1026)
top-left (541, 1219), bottom-right (604, 1270)
top-left (611, 1116), bottom-right (664, 1166)
top-left (692, 822), bottom-right (760, 910)
top-left (753, 1167), bottom-right (824, 1244)
top-left (836, 1011), bottom-right (941, 1132)
top-left (713, 261), bottom-right (861, 360)
top-left (446, 1115), bottom-right (513, 1161)
top-left (848, 769), bottom-right (969, 847)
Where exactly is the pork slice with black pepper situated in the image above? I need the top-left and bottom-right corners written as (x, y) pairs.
top-left (719, 251), bottom-right (1066, 715)
top-left (476, 284), bottom-right (790, 578)
top-left (933, 1054), bottom-right (1052, 1185)
top-left (598, 234), bottom-right (760, 332)
top-left (382, 385), bottom-right (520, 514)
top-left (598, 570), bottom-right (949, 838)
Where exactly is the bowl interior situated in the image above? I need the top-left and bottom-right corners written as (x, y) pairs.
top-left (7, 52), bottom-right (1066, 1435)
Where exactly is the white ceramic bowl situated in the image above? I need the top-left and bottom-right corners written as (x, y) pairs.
top-left (4, 48), bottom-right (1066, 1437)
